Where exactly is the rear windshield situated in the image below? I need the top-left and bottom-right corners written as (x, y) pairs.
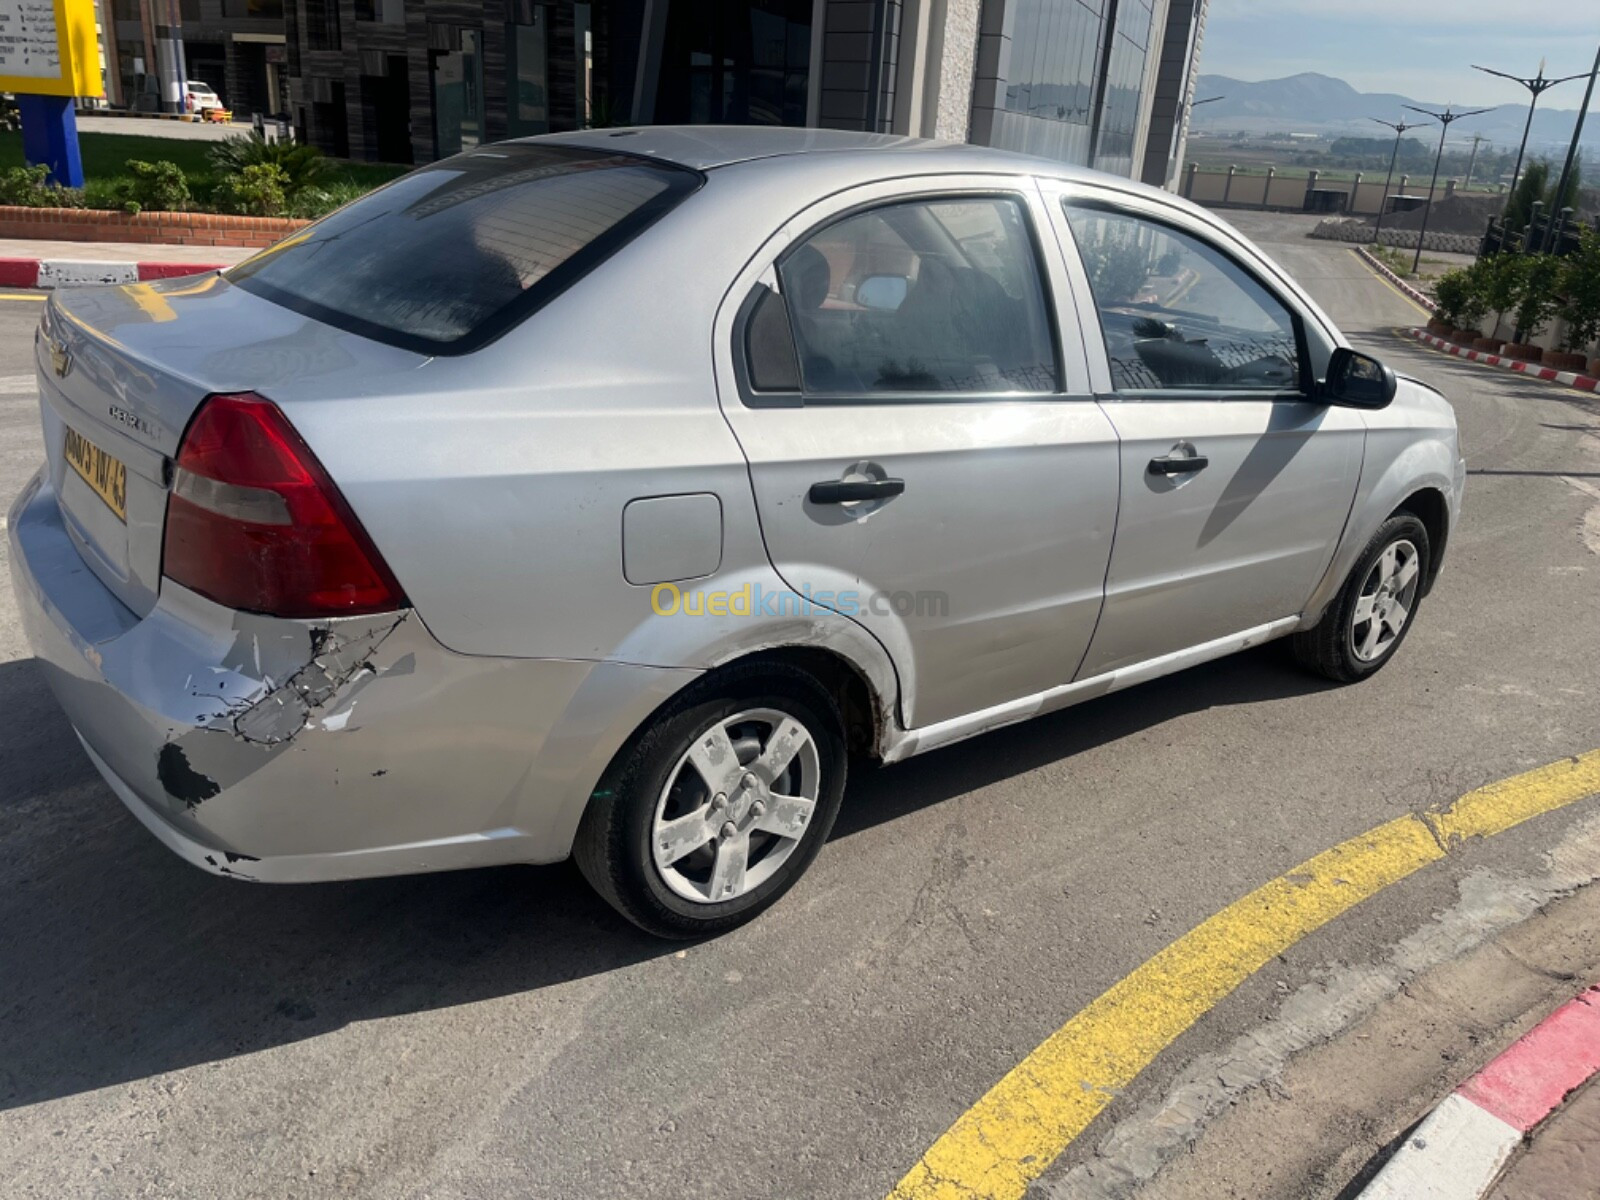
top-left (227, 144), bottom-right (702, 354)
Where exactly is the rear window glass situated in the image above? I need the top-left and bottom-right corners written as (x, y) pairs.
top-left (227, 144), bottom-right (702, 354)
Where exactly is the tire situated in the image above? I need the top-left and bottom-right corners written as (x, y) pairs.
top-left (1293, 513), bottom-right (1430, 684)
top-left (573, 662), bottom-right (847, 938)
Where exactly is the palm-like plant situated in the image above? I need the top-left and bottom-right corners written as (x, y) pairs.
top-left (209, 133), bottom-right (331, 197)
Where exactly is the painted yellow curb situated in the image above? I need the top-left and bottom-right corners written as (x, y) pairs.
top-left (889, 751), bottom-right (1600, 1200)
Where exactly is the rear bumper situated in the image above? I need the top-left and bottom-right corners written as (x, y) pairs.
top-left (8, 467), bottom-right (698, 882)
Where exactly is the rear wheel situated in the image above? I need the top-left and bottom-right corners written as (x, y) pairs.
top-left (573, 664), bottom-right (847, 938)
top-left (1293, 513), bottom-right (1429, 683)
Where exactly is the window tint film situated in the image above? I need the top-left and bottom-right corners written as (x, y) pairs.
top-left (1063, 205), bottom-right (1302, 393)
top-left (744, 284), bottom-right (802, 392)
top-left (777, 196), bottom-right (1057, 395)
top-left (228, 144), bottom-right (701, 353)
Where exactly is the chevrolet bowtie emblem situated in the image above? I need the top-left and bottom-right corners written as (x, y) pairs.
top-left (47, 335), bottom-right (71, 378)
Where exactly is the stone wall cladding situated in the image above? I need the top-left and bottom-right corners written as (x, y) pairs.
top-left (0, 206), bottom-right (307, 249)
top-left (1309, 218), bottom-right (1479, 255)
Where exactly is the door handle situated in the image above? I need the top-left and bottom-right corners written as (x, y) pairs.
top-left (808, 478), bottom-right (906, 504)
top-left (1148, 454), bottom-right (1209, 476)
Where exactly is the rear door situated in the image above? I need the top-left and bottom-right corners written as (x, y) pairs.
top-left (1046, 191), bottom-right (1364, 677)
top-left (714, 176), bottom-right (1120, 731)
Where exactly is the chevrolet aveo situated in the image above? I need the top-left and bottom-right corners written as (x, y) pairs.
top-left (9, 129), bottom-right (1465, 937)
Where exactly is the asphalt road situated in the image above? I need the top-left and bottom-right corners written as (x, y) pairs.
top-left (2, 212), bottom-right (1599, 1200)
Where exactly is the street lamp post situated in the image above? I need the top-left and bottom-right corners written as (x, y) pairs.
top-left (1472, 60), bottom-right (1588, 214)
top-left (1542, 43), bottom-right (1600, 252)
top-left (1402, 105), bottom-right (1493, 274)
top-left (1370, 116), bottom-right (1432, 243)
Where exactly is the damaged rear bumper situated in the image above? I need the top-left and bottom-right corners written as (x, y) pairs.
top-left (8, 468), bottom-right (699, 882)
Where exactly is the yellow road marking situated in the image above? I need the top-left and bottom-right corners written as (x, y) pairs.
top-left (0, 293), bottom-right (46, 302)
top-left (1348, 248), bottom-right (1432, 318)
top-left (889, 750), bottom-right (1600, 1200)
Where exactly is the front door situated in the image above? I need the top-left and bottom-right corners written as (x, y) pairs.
top-left (1057, 201), bottom-right (1365, 677)
top-left (716, 181), bottom-right (1120, 730)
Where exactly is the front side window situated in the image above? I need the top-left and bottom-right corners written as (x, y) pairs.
top-left (228, 144), bottom-right (701, 353)
top-left (1063, 205), bottom-right (1304, 394)
top-left (774, 196), bottom-right (1058, 396)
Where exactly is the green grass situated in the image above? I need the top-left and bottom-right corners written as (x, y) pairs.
top-left (0, 131), bottom-right (410, 214)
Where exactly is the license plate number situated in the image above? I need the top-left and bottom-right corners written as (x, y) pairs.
top-left (64, 427), bottom-right (128, 522)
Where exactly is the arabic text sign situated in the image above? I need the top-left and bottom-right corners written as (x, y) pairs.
top-left (0, 0), bottom-right (103, 96)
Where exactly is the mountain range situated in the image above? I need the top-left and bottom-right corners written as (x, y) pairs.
top-left (1189, 73), bottom-right (1598, 154)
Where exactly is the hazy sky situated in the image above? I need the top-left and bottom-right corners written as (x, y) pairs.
top-left (1201, 0), bottom-right (1599, 110)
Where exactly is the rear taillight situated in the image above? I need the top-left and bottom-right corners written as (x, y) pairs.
top-left (162, 392), bottom-right (406, 618)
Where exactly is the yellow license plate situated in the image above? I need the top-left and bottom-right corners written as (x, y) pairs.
top-left (64, 427), bottom-right (128, 522)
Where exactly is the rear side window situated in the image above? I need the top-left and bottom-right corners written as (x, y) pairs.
top-left (228, 144), bottom-right (702, 354)
top-left (774, 196), bottom-right (1058, 397)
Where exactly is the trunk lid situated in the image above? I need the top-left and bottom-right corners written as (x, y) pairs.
top-left (38, 273), bottom-right (427, 618)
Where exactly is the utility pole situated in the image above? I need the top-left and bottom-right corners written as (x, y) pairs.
top-left (1403, 104), bottom-right (1494, 274)
top-left (1463, 134), bottom-right (1487, 190)
top-left (1543, 42), bottom-right (1600, 252)
top-left (1473, 60), bottom-right (1588, 214)
top-left (1370, 116), bottom-right (1431, 243)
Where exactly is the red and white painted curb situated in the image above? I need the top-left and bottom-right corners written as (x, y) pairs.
top-left (1357, 986), bottom-right (1600, 1199)
top-left (0, 257), bottom-right (225, 290)
top-left (1408, 329), bottom-right (1600, 395)
top-left (1355, 246), bottom-right (1437, 312)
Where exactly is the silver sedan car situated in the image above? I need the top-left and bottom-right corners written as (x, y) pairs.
top-left (9, 128), bottom-right (1464, 936)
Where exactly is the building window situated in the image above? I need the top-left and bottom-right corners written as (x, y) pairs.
top-left (1004, 0), bottom-right (1103, 126)
top-left (654, 0), bottom-right (812, 127)
top-left (432, 28), bottom-right (484, 157)
top-left (507, 9), bottom-right (550, 138)
top-left (1092, 0), bottom-right (1154, 174)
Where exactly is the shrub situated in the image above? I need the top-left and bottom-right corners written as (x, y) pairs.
top-left (110, 160), bottom-right (191, 214)
top-left (285, 179), bottom-right (367, 220)
top-left (209, 133), bottom-right (329, 197)
top-left (1432, 267), bottom-right (1488, 330)
top-left (214, 163), bottom-right (290, 217)
top-left (0, 164), bottom-right (85, 208)
top-left (1558, 228), bottom-right (1600, 352)
top-left (1511, 254), bottom-right (1563, 343)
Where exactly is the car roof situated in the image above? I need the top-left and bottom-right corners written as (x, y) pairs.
top-left (531, 124), bottom-right (1099, 177)
top-left (529, 125), bottom-right (1190, 209)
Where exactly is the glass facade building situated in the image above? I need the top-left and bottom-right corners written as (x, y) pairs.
top-left (114, 0), bottom-right (1203, 185)
top-left (974, 0), bottom-right (1171, 177)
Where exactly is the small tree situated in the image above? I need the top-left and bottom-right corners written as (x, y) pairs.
top-left (1504, 160), bottom-right (1550, 234)
top-left (1512, 254), bottom-right (1563, 343)
top-left (1558, 228), bottom-right (1600, 353)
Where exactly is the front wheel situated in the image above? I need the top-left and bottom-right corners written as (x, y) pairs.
top-left (573, 664), bottom-right (847, 938)
top-left (1293, 513), bottom-right (1430, 683)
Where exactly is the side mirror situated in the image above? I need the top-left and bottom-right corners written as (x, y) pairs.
top-left (1320, 347), bottom-right (1397, 409)
top-left (855, 274), bottom-right (909, 311)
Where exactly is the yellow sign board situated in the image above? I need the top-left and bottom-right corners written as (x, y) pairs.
top-left (0, 0), bottom-right (104, 97)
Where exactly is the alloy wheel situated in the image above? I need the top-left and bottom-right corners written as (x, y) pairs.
top-left (1351, 538), bottom-right (1420, 663)
top-left (650, 708), bottom-right (822, 904)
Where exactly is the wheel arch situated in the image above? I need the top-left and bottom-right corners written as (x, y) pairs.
top-left (1392, 487), bottom-right (1450, 596)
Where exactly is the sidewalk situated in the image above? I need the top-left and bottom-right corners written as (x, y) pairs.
top-left (1486, 1074), bottom-right (1600, 1199)
top-left (1357, 984), bottom-right (1600, 1200)
top-left (0, 239), bottom-right (253, 266)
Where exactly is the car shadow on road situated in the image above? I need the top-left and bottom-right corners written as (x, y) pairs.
top-left (831, 644), bottom-right (1336, 839)
top-left (0, 644), bottom-right (1335, 1112)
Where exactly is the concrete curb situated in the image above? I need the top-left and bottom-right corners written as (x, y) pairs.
top-left (0, 257), bottom-right (225, 289)
top-left (1407, 328), bottom-right (1600, 395)
top-left (1355, 986), bottom-right (1600, 1200)
top-left (1354, 246), bottom-right (1437, 311)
